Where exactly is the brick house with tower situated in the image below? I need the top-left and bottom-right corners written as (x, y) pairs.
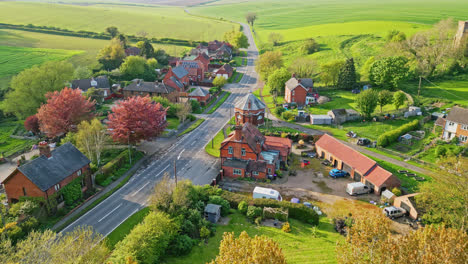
top-left (1, 142), bottom-right (92, 204)
top-left (234, 92), bottom-right (266, 126)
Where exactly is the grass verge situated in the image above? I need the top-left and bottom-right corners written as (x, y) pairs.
top-left (178, 118), bottom-right (205, 136)
top-left (205, 126), bottom-right (232, 157)
top-left (207, 92), bottom-right (231, 114)
top-left (105, 207), bottom-right (150, 250)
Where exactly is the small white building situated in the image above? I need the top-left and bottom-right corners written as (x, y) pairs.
top-left (310, 115), bottom-right (332, 125)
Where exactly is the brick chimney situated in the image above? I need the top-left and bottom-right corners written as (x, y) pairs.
top-left (38, 141), bottom-right (51, 158)
top-left (234, 125), bottom-right (243, 141)
top-left (256, 140), bottom-right (262, 154)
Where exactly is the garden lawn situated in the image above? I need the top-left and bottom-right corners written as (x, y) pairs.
top-left (166, 117), bottom-right (180, 130)
top-left (205, 126), bottom-right (232, 157)
top-left (164, 212), bottom-right (342, 264)
top-left (0, 119), bottom-right (37, 157)
top-left (207, 92), bottom-right (231, 114)
top-left (106, 207), bottom-right (150, 250)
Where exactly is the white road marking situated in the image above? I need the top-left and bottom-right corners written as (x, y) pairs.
top-left (99, 207), bottom-right (140, 242)
top-left (178, 149), bottom-right (185, 160)
top-left (98, 203), bottom-right (122, 223)
top-left (155, 164), bottom-right (170, 177)
top-left (131, 181), bottom-right (150, 197)
top-left (190, 140), bottom-right (196, 146)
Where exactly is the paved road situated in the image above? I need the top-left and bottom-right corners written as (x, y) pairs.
top-left (61, 23), bottom-right (259, 239)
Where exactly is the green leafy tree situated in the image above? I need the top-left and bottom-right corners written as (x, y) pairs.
top-left (369, 56), bottom-right (409, 90)
top-left (355, 89), bottom-right (379, 119)
top-left (136, 39), bottom-right (154, 58)
top-left (83, 87), bottom-right (104, 104)
top-left (0, 61), bottom-right (74, 119)
top-left (97, 38), bottom-right (126, 70)
top-left (120, 56), bottom-right (156, 81)
top-left (223, 30), bottom-right (249, 49)
top-left (73, 66), bottom-right (92, 80)
top-left (106, 26), bottom-right (119, 38)
top-left (267, 67), bottom-right (290, 95)
top-left (213, 76), bottom-right (227, 88)
top-left (299, 38), bottom-right (320, 54)
top-left (393, 91), bottom-right (406, 110)
top-left (246, 12), bottom-right (257, 26)
top-left (147, 58), bottom-right (158, 69)
top-left (377, 90), bottom-right (393, 113)
top-left (288, 58), bottom-right (317, 78)
top-left (337, 58), bottom-right (357, 90)
top-left (320, 59), bottom-right (345, 87)
top-left (75, 119), bottom-right (108, 166)
top-left (360, 56), bottom-right (375, 82)
top-left (268, 32), bottom-right (283, 46)
top-left (255, 51), bottom-right (283, 81)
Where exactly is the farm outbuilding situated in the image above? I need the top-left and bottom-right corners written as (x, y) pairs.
top-left (310, 115), bottom-right (332, 125)
top-left (204, 204), bottom-right (221, 224)
top-left (393, 193), bottom-right (420, 220)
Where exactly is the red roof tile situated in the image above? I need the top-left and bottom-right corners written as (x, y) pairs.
top-left (364, 165), bottom-right (397, 187)
top-left (315, 134), bottom-right (376, 175)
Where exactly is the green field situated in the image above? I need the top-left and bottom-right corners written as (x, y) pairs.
top-left (0, 119), bottom-right (36, 157)
top-left (0, 2), bottom-right (236, 41)
top-left (165, 212), bottom-right (342, 264)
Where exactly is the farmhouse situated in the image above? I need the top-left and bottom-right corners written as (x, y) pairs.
top-left (234, 92), bottom-right (266, 126)
top-left (123, 79), bottom-right (178, 101)
top-left (220, 123), bottom-right (291, 179)
top-left (284, 74), bottom-right (316, 106)
top-left (1, 142), bottom-right (92, 204)
top-left (315, 134), bottom-right (400, 194)
top-left (188, 86), bottom-right (210, 104)
top-left (71, 76), bottom-right (111, 97)
top-left (437, 106), bottom-right (468, 143)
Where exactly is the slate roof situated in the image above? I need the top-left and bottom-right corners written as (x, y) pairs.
top-left (71, 76), bottom-right (110, 92)
top-left (205, 204), bottom-right (221, 214)
top-left (189, 87), bottom-right (209, 97)
top-left (446, 106), bottom-right (468, 125)
top-left (217, 63), bottom-right (233, 74)
top-left (285, 77), bottom-right (313, 90)
top-left (178, 60), bottom-right (203, 69)
top-left (223, 159), bottom-right (248, 169)
top-left (123, 80), bottom-right (175, 94)
top-left (242, 123), bottom-right (265, 153)
top-left (435, 117), bottom-right (446, 127)
top-left (15, 143), bottom-right (90, 191)
top-left (125, 47), bottom-right (141, 56)
top-left (246, 160), bottom-right (267, 173)
top-left (172, 66), bottom-right (189, 79)
top-left (235, 92), bottom-right (266, 111)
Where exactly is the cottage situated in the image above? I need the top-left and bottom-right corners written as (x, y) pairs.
top-left (188, 87), bottom-right (210, 104)
top-left (315, 134), bottom-right (400, 194)
top-left (393, 193), bottom-right (420, 220)
top-left (204, 203), bottom-right (222, 223)
top-left (71, 76), bottom-right (111, 97)
top-left (123, 79), bottom-right (178, 101)
top-left (1, 142), bottom-right (92, 204)
top-left (437, 106), bottom-right (468, 143)
top-left (215, 63), bottom-right (234, 79)
top-left (284, 74), bottom-right (315, 106)
top-left (234, 92), bottom-right (266, 126)
top-left (310, 115), bottom-right (332, 125)
top-left (327, 109), bottom-right (360, 125)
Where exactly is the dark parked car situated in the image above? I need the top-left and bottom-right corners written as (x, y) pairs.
top-left (329, 169), bottom-right (349, 178)
top-left (357, 138), bottom-right (371, 146)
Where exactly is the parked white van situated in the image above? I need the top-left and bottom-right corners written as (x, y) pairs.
top-left (346, 182), bottom-right (371, 195)
top-left (253, 187), bottom-right (282, 201)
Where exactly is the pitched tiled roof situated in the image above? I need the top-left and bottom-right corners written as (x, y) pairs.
top-left (235, 92), bottom-right (266, 111)
top-left (242, 122), bottom-right (265, 153)
top-left (331, 109), bottom-right (347, 116)
top-left (364, 165), bottom-right (397, 187)
top-left (264, 136), bottom-right (292, 157)
top-left (223, 159), bottom-right (248, 169)
top-left (446, 106), bottom-right (468, 125)
top-left (189, 87), bottom-right (209, 97)
top-left (315, 134), bottom-right (377, 175)
top-left (218, 63), bottom-right (233, 74)
top-left (178, 60), bottom-right (203, 69)
top-left (246, 160), bottom-right (267, 173)
top-left (125, 47), bottom-right (141, 56)
top-left (435, 117), bottom-right (446, 127)
top-left (123, 80), bottom-right (175, 94)
top-left (172, 66), bottom-right (189, 79)
top-left (13, 143), bottom-right (90, 191)
top-left (285, 77), bottom-right (313, 91)
top-left (71, 76), bottom-right (110, 92)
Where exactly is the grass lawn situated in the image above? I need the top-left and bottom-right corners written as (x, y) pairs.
top-left (0, 119), bottom-right (37, 157)
top-left (164, 212), bottom-right (342, 264)
top-left (106, 207), bottom-right (150, 250)
top-left (232, 56), bottom-right (243, 67)
top-left (205, 126), bottom-right (232, 157)
top-left (178, 118), bottom-right (205, 136)
top-left (0, 2), bottom-right (235, 41)
top-left (207, 92), bottom-right (231, 114)
top-left (166, 117), bottom-right (180, 130)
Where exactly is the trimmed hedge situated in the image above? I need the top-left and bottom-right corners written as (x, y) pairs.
top-left (102, 149), bottom-right (131, 176)
top-left (263, 207), bottom-right (288, 222)
top-left (377, 119), bottom-right (420, 147)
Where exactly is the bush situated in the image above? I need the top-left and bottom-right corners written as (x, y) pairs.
top-left (190, 100), bottom-right (202, 114)
top-left (282, 222), bottom-right (291, 233)
top-left (377, 119), bottom-right (420, 147)
top-left (281, 111), bottom-right (295, 121)
top-left (188, 114), bottom-right (196, 122)
top-left (208, 196), bottom-right (230, 216)
top-left (263, 207), bottom-right (288, 222)
top-left (102, 149), bottom-right (130, 176)
top-left (168, 234), bottom-right (195, 256)
top-left (220, 191), bottom-right (249, 208)
top-left (391, 187), bottom-right (402, 196)
top-left (255, 216), bottom-right (262, 226)
top-left (275, 106), bottom-right (285, 115)
top-left (252, 199), bottom-right (319, 225)
top-left (238, 201), bottom-right (248, 215)
top-left (435, 145), bottom-right (447, 157)
top-left (246, 206), bottom-right (263, 221)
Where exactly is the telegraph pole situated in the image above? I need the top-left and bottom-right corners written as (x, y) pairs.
top-left (174, 159), bottom-right (177, 186)
top-left (418, 76), bottom-right (422, 97)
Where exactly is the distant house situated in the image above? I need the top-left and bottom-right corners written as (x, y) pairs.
top-left (71, 76), bottom-right (111, 97)
top-left (123, 79), bottom-right (178, 101)
top-left (215, 63), bottom-right (234, 79)
top-left (125, 47), bottom-right (141, 57)
top-left (315, 134), bottom-right (400, 194)
top-left (1, 142), bottom-right (92, 204)
top-left (188, 87), bottom-right (210, 104)
top-left (437, 106), bottom-right (468, 143)
top-left (284, 74), bottom-right (316, 106)
top-left (204, 203), bottom-right (221, 224)
top-left (327, 109), bottom-right (360, 124)
top-left (394, 193), bottom-right (420, 220)
top-left (191, 40), bottom-right (233, 60)
top-left (234, 92), bottom-right (266, 126)
top-left (220, 123), bottom-right (291, 179)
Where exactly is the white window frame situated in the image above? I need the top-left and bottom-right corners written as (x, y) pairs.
top-left (253, 171), bottom-right (259, 176)
top-left (241, 148), bottom-right (246, 156)
top-left (449, 122), bottom-right (455, 126)
top-left (460, 135), bottom-right (468, 142)
top-left (77, 169), bottom-right (82, 176)
top-left (54, 184), bottom-right (61, 191)
top-left (462, 124), bottom-right (468, 130)
top-left (228, 146), bottom-right (233, 154)
top-left (268, 168), bottom-right (272, 174)
top-left (233, 169), bottom-right (242, 175)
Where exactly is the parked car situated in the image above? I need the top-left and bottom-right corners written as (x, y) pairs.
top-left (302, 160), bottom-right (310, 166)
top-left (383, 206), bottom-right (407, 219)
top-left (329, 169), bottom-right (348, 178)
top-left (346, 182), bottom-right (372, 195)
top-left (357, 138), bottom-right (371, 146)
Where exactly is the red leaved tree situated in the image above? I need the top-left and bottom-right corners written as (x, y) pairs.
top-left (24, 115), bottom-right (40, 134)
top-left (107, 96), bottom-right (167, 144)
top-left (37, 87), bottom-right (95, 138)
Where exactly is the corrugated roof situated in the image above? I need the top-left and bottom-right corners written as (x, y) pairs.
top-left (15, 143), bottom-right (90, 191)
top-left (446, 106), bottom-right (468, 125)
top-left (235, 93), bottom-right (266, 111)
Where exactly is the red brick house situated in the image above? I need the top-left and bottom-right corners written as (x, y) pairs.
top-left (177, 60), bottom-right (206, 84)
top-left (220, 123), bottom-right (291, 179)
top-left (1, 142), bottom-right (92, 204)
top-left (188, 86), bottom-right (211, 104)
top-left (215, 63), bottom-right (234, 79)
top-left (284, 74), bottom-right (316, 106)
top-left (123, 79), bottom-right (179, 102)
top-left (234, 92), bottom-right (266, 126)
top-left (315, 134), bottom-right (400, 194)
top-left (163, 66), bottom-right (189, 91)
top-left (191, 40), bottom-right (233, 60)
